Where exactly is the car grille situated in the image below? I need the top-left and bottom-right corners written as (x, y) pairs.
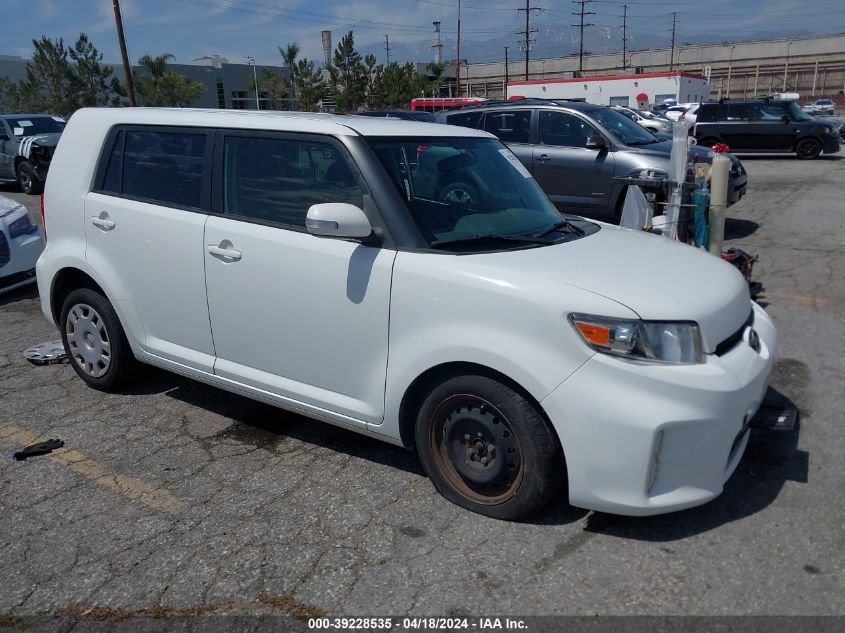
top-left (0, 231), bottom-right (10, 268)
top-left (715, 309), bottom-right (754, 356)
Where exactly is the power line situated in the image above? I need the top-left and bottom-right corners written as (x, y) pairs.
top-left (571, 0), bottom-right (596, 75)
top-left (517, 1), bottom-right (542, 81)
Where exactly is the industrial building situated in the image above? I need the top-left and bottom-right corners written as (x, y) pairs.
top-left (453, 32), bottom-right (845, 104)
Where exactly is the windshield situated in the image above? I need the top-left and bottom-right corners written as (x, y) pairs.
top-left (787, 101), bottom-right (813, 121)
top-left (588, 107), bottom-right (657, 145)
top-left (367, 137), bottom-right (567, 247)
top-left (5, 116), bottom-right (65, 136)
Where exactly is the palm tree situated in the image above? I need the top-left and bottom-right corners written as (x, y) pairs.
top-left (279, 42), bottom-right (299, 108)
top-left (136, 53), bottom-right (174, 105)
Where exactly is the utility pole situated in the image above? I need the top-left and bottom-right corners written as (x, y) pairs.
top-left (571, 0), bottom-right (595, 76)
top-left (504, 46), bottom-right (509, 90)
top-left (112, 0), bottom-right (136, 106)
top-left (384, 34), bottom-right (391, 64)
top-left (517, 1), bottom-right (541, 81)
top-left (455, 0), bottom-right (462, 98)
top-left (621, 4), bottom-right (628, 71)
top-left (245, 56), bottom-right (259, 110)
top-left (669, 12), bottom-right (678, 71)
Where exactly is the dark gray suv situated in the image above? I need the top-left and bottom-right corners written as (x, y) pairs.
top-left (436, 99), bottom-right (747, 221)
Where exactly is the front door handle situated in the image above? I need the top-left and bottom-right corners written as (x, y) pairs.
top-left (91, 214), bottom-right (115, 231)
top-left (207, 243), bottom-right (242, 262)
top-left (536, 153), bottom-right (551, 162)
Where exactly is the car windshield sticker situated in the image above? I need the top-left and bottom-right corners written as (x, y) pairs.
top-left (498, 148), bottom-right (532, 179)
top-left (17, 120), bottom-right (33, 127)
top-left (51, 116), bottom-right (64, 122)
top-left (13, 128), bottom-right (24, 136)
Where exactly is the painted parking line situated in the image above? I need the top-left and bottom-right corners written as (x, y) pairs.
top-left (0, 425), bottom-right (183, 515)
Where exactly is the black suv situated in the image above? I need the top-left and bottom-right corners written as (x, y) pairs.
top-left (435, 99), bottom-right (747, 220)
top-left (693, 100), bottom-right (842, 159)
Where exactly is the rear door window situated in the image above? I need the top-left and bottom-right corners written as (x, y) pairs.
top-left (122, 130), bottom-right (208, 209)
top-left (482, 110), bottom-right (532, 144)
top-left (725, 104), bottom-right (758, 121)
top-left (445, 111), bottom-right (483, 129)
top-left (222, 135), bottom-right (364, 230)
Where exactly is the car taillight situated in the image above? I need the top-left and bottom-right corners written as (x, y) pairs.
top-left (40, 194), bottom-right (46, 241)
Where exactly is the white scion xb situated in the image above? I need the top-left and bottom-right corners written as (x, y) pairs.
top-left (36, 108), bottom-right (776, 520)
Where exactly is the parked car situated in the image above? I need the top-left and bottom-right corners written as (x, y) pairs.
top-left (0, 114), bottom-right (66, 194)
top-left (0, 194), bottom-right (43, 294)
top-left (801, 101), bottom-right (820, 115)
top-left (679, 103), bottom-right (699, 125)
top-left (355, 110), bottom-right (437, 122)
top-left (612, 106), bottom-right (672, 134)
top-left (693, 99), bottom-right (842, 159)
top-left (663, 103), bottom-right (696, 121)
top-left (813, 99), bottom-right (835, 116)
top-left (37, 108), bottom-right (776, 519)
top-left (435, 99), bottom-right (747, 220)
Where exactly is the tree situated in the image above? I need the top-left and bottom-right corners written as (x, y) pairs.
top-left (278, 42), bottom-right (299, 109)
top-left (293, 58), bottom-right (327, 111)
top-left (327, 31), bottom-right (367, 112)
top-left (249, 68), bottom-right (288, 110)
top-left (134, 53), bottom-right (205, 107)
top-left (69, 33), bottom-right (124, 107)
top-left (20, 36), bottom-right (76, 116)
top-left (371, 62), bottom-right (429, 109)
top-left (427, 62), bottom-right (446, 97)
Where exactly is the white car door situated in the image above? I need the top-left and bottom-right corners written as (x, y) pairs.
top-left (203, 131), bottom-right (395, 426)
top-left (84, 127), bottom-right (216, 372)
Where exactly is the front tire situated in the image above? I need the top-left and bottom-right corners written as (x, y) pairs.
top-left (60, 288), bottom-right (137, 391)
top-left (16, 161), bottom-right (43, 195)
top-left (415, 374), bottom-right (564, 520)
top-left (796, 138), bottom-right (822, 160)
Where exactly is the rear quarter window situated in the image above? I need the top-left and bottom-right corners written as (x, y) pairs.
top-left (696, 104), bottom-right (721, 123)
top-left (445, 111), bottom-right (483, 129)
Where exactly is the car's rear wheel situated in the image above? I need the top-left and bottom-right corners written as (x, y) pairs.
top-left (60, 288), bottom-right (137, 391)
top-left (16, 161), bottom-right (43, 195)
top-left (796, 138), bottom-right (822, 160)
top-left (439, 181), bottom-right (479, 207)
top-left (415, 374), bottom-right (564, 520)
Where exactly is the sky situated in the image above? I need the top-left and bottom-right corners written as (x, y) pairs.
top-left (1, 0), bottom-right (843, 67)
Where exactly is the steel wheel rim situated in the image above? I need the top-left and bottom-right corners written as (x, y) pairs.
top-left (429, 394), bottom-right (524, 505)
top-left (65, 303), bottom-right (111, 378)
top-left (798, 140), bottom-right (819, 158)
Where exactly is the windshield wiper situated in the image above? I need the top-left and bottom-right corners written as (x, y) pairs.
top-left (533, 219), bottom-right (585, 238)
top-left (430, 233), bottom-right (553, 249)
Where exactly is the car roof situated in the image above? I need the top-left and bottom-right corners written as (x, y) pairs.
top-left (68, 107), bottom-right (492, 138)
top-left (441, 99), bottom-right (603, 114)
top-left (1, 113), bottom-right (62, 119)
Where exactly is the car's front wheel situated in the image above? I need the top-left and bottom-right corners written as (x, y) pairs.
top-left (16, 161), bottom-right (43, 195)
top-left (60, 288), bottom-right (137, 391)
top-left (415, 374), bottom-right (564, 520)
top-left (796, 138), bottom-right (822, 160)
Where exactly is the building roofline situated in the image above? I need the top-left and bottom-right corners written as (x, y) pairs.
top-left (508, 71), bottom-right (708, 87)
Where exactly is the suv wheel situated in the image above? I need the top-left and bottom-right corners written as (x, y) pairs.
top-left (16, 161), bottom-right (43, 195)
top-left (60, 288), bottom-right (137, 391)
top-left (439, 181), bottom-right (479, 207)
top-left (796, 138), bottom-right (822, 160)
top-left (415, 374), bottom-right (564, 520)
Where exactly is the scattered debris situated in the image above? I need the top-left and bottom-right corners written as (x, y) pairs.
top-left (24, 340), bottom-right (67, 365)
top-left (13, 439), bottom-right (64, 461)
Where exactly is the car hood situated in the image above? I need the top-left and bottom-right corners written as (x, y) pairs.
top-left (626, 140), bottom-right (742, 167)
top-left (470, 224), bottom-right (751, 354)
top-left (0, 195), bottom-right (25, 219)
top-left (18, 132), bottom-right (62, 148)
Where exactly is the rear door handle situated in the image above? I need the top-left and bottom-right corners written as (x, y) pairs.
top-left (207, 243), bottom-right (242, 262)
top-left (91, 215), bottom-right (115, 231)
top-left (537, 154), bottom-right (551, 162)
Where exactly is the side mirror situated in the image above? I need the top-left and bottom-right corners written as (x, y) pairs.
top-left (306, 203), bottom-right (373, 239)
top-left (585, 136), bottom-right (607, 151)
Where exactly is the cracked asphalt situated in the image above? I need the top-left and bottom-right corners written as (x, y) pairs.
top-left (1, 150), bottom-right (844, 625)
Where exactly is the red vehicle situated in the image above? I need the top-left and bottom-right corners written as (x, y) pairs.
top-left (410, 97), bottom-right (487, 112)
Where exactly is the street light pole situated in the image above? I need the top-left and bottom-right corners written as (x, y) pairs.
top-left (245, 56), bottom-right (260, 110)
top-left (783, 41), bottom-right (792, 92)
top-left (726, 45), bottom-right (735, 98)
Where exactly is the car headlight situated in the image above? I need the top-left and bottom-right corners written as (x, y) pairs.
top-left (569, 314), bottom-right (703, 364)
top-left (8, 214), bottom-right (38, 239)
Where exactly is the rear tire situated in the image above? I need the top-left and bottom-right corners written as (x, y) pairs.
top-left (415, 374), bottom-right (564, 520)
top-left (795, 138), bottom-right (822, 160)
top-left (16, 161), bottom-right (43, 195)
top-left (60, 288), bottom-right (137, 391)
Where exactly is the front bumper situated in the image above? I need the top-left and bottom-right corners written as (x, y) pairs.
top-left (822, 135), bottom-right (841, 154)
top-left (542, 301), bottom-right (776, 516)
top-left (0, 227), bottom-right (44, 294)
